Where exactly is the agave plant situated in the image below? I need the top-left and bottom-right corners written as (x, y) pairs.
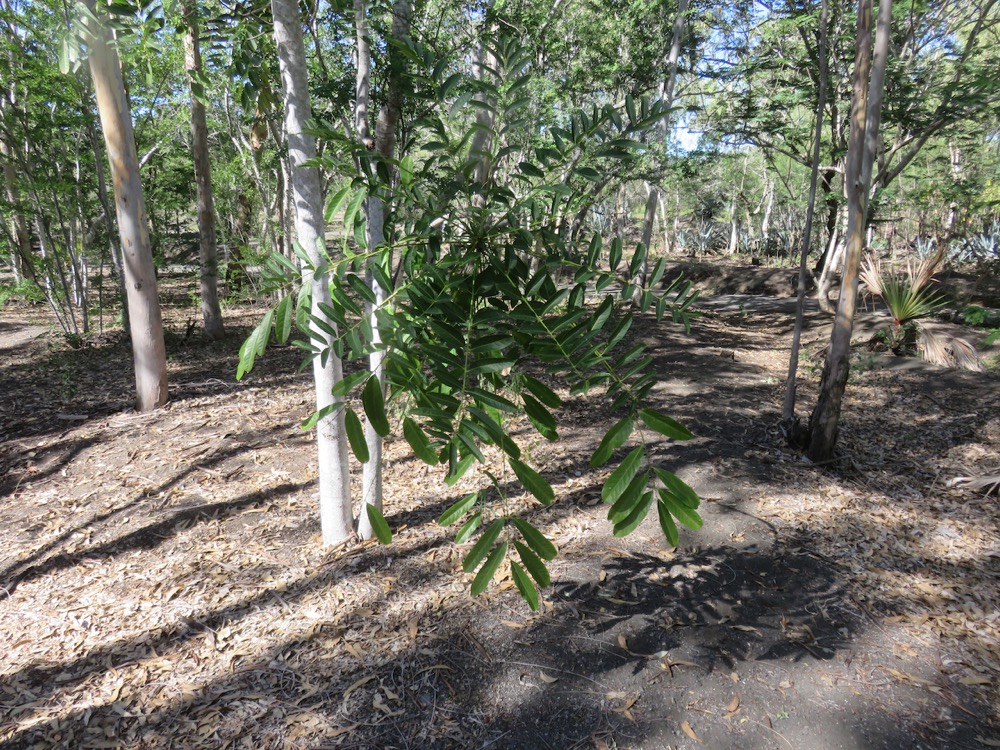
top-left (860, 246), bottom-right (947, 355)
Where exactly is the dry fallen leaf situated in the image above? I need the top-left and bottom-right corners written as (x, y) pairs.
top-left (680, 719), bottom-right (700, 742)
top-left (975, 737), bottom-right (1000, 748)
top-left (725, 694), bottom-right (740, 716)
top-left (592, 736), bottom-right (611, 750)
top-left (959, 676), bottom-right (991, 686)
top-left (539, 671), bottom-right (559, 684)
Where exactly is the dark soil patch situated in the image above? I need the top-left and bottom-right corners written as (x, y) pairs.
top-left (1, 279), bottom-right (999, 750)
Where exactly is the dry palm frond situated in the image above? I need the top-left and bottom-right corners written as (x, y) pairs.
top-left (860, 246), bottom-right (947, 326)
top-left (945, 473), bottom-right (1000, 495)
top-left (920, 329), bottom-right (983, 371)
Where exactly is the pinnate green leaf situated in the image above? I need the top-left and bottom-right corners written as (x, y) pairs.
top-left (613, 490), bottom-right (654, 537)
top-left (658, 490), bottom-right (703, 531)
top-left (363, 376), bottom-right (390, 437)
top-left (471, 541), bottom-right (508, 596)
top-left (403, 418), bottom-right (438, 465)
top-left (639, 408), bottom-right (693, 441)
top-left (439, 492), bottom-right (479, 526)
top-left (510, 561), bottom-right (539, 609)
top-left (345, 407), bottom-right (369, 463)
top-left (590, 416), bottom-right (633, 468)
top-left (656, 499), bottom-right (679, 547)
top-left (365, 504), bottom-right (392, 544)
top-left (237, 310), bottom-right (273, 380)
top-left (514, 540), bottom-right (550, 587)
top-left (463, 518), bottom-right (505, 573)
top-left (510, 459), bottom-right (554, 505)
top-left (602, 445), bottom-right (645, 503)
top-left (511, 517), bottom-right (557, 561)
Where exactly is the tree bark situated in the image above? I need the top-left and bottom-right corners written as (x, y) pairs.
top-left (809, 0), bottom-right (892, 462)
top-left (634, 0), bottom-right (688, 298)
top-left (84, 1), bottom-right (167, 411)
top-left (182, 0), bottom-right (225, 340)
top-left (272, 0), bottom-right (353, 544)
top-left (355, 0), bottom-right (412, 541)
top-left (783, 0), bottom-right (829, 430)
top-left (1, 135), bottom-right (31, 283)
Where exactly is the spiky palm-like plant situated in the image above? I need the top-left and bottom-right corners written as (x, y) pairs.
top-left (860, 246), bottom-right (947, 355)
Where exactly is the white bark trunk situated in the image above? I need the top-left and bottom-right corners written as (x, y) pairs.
top-left (183, 0), bottom-right (225, 340)
top-left (272, 0), bottom-right (353, 544)
top-left (355, 0), bottom-right (412, 541)
top-left (85, 1), bottom-right (168, 411)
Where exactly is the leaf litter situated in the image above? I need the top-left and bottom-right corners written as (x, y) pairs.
top-left (1, 285), bottom-right (999, 749)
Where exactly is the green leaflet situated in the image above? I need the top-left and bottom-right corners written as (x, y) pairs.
top-left (659, 490), bottom-right (703, 531)
top-left (607, 470), bottom-right (648, 524)
top-left (590, 416), bottom-right (633, 468)
top-left (403, 418), bottom-right (438, 465)
top-left (365, 503), bottom-right (392, 544)
top-left (463, 518), bottom-right (505, 573)
top-left (331, 370), bottom-right (369, 398)
top-left (236, 309), bottom-right (273, 380)
top-left (455, 512), bottom-right (482, 543)
top-left (639, 408), bottom-right (693, 441)
top-left (300, 402), bottom-right (338, 430)
top-left (510, 561), bottom-right (539, 610)
top-left (602, 445), bottom-right (645, 503)
top-left (471, 541), bottom-right (508, 596)
top-left (344, 408), bottom-right (369, 463)
top-left (609, 237), bottom-right (622, 272)
top-left (657, 499), bottom-right (679, 547)
top-left (514, 540), bottom-right (550, 587)
top-left (613, 490), bottom-right (654, 537)
top-left (510, 459), bottom-right (554, 505)
top-left (510, 517), bottom-right (557, 560)
top-left (274, 295), bottom-right (293, 343)
top-left (522, 375), bottom-right (562, 409)
top-left (523, 394), bottom-right (558, 441)
top-left (439, 491), bottom-right (479, 526)
top-left (363, 376), bottom-right (390, 437)
top-left (653, 468), bottom-right (700, 509)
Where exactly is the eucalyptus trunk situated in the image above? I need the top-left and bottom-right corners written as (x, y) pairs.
top-left (272, 0), bottom-right (352, 544)
top-left (633, 0), bottom-right (688, 299)
top-left (354, 0), bottom-right (412, 541)
top-left (182, 0), bottom-right (225, 340)
top-left (783, 0), bottom-right (830, 431)
top-left (809, 0), bottom-right (892, 461)
top-left (85, 1), bottom-right (167, 411)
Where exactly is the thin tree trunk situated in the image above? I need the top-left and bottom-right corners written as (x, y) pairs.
top-left (272, 0), bottom-right (353, 544)
top-left (634, 0), bottom-right (688, 298)
top-left (355, 0), bottom-right (412, 541)
top-left (783, 0), bottom-right (829, 431)
top-left (0, 110), bottom-right (31, 281)
top-left (85, 1), bottom-right (167, 410)
top-left (183, 0), bottom-right (225, 340)
top-left (469, 3), bottom-right (496, 202)
top-left (809, 0), bottom-right (892, 462)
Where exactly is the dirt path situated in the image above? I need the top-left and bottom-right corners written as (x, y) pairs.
top-left (1, 297), bottom-right (999, 750)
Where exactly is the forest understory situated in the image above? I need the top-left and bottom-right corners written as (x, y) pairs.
top-left (2, 265), bottom-right (1000, 750)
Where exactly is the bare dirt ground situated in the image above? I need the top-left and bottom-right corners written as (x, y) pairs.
top-left (2, 266), bottom-right (1000, 750)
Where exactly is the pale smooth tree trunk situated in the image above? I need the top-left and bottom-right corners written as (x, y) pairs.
top-left (783, 0), bottom-right (830, 430)
top-left (355, 0), bottom-right (412, 541)
top-left (85, 1), bottom-right (168, 411)
top-left (272, 0), bottom-right (353, 544)
top-left (1, 136), bottom-right (31, 282)
top-left (633, 0), bottom-right (688, 300)
top-left (809, 0), bottom-right (892, 462)
top-left (468, 3), bottom-right (497, 203)
top-left (182, 0), bottom-right (225, 340)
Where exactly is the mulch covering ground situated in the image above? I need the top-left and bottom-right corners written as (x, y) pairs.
top-left (1, 291), bottom-right (999, 750)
